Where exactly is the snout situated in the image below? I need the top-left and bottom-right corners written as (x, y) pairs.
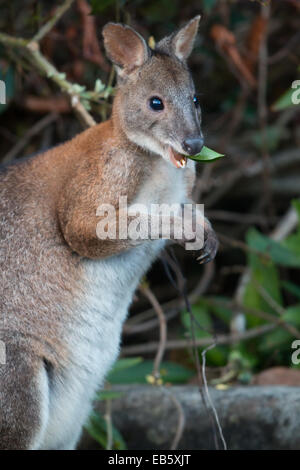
top-left (182, 137), bottom-right (204, 156)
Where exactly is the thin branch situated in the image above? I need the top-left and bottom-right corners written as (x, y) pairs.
top-left (218, 232), bottom-right (270, 260)
top-left (123, 310), bottom-right (177, 336)
top-left (2, 113), bottom-right (58, 164)
top-left (164, 388), bottom-right (186, 450)
top-left (205, 297), bottom-right (300, 340)
top-left (139, 283), bottom-right (167, 380)
top-left (33, 0), bottom-right (76, 43)
top-left (207, 209), bottom-right (275, 226)
top-left (201, 344), bottom-right (227, 450)
top-left (126, 260), bottom-right (215, 336)
top-left (257, 2), bottom-right (273, 217)
top-left (252, 278), bottom-right (286, 317)
top-left (121, 323), bottom-right (275, 356)
top-left (232, 302), bottom-right (300, 339)
top-left (0, 31), bottom-right (96, 128)
top-left (139, 280), bottom-right (185, 450)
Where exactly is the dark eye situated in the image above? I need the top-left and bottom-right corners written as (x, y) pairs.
top-left (149, 96), bottom-right (164, 111)
top-left (193, 95), bottom-right (200, 108)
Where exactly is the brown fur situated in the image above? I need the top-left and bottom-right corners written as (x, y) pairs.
top-left (0, 16), bottom-right (218, 449)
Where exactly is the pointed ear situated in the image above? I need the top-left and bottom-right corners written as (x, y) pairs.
top-left (157, 16), bottom-right (201, 62)
top-left (102, 23), bottom-right (149, 77)
top-left (172, 15), bottom-right (201, 61)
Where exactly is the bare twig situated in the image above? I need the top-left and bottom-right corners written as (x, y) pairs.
top-left (0, 26), bottom-right (97, 128)
top-left (124, 261), bottom-right (215, 336)
top-left (257, 2), bottom-right (272, 218)
top-left (207, 209), bottom-right (275, 226)
top-left (201, 344), bottom-right (227, 450)
top-left (271, 207), bottom-right (298, 242)
top-left (77, 0), bottom-right (110, 72)
top-left (33, 0), bottom-right (75, 43)
top-left (252, 278), bottom-right (286, 316)
top-left (139, 280), bottom-right (185, 450)
top-left (139, 283), bottom-right (167, 380)
top-left (2, 113), bottom-right (58, 164)
top-left (164, 388), bottom-right (186, 450)
top-left (232, 302), bottom-right (300, 339)
top-left (121, 323), bottom-right (275, 355)
top-left (123, 310), bottom-right (177, 336)
top-left (268, 31), bottom-right (300, 64)
top-left (204, 147), bottom-right (300, 208)
top-left (218, 232), bottom-right (270, 260)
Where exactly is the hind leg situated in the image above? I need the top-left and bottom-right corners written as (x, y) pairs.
top-left (0, 344), bottom-right (49, 450)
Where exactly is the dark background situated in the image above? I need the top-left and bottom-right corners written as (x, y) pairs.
top-left (1, 0), bottom-right (300, 449)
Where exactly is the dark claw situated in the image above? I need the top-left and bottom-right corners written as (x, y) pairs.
top-left (196, 230), bottom-right (219, 265)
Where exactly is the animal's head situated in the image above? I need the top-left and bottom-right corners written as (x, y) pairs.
top-left (103, 16), bottom-right (203, 169)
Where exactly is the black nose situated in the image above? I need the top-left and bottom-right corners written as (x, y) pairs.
top-left (182, 137), bottom-right (204, 156)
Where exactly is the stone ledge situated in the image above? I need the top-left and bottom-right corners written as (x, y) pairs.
top-left (79, 385), bottom-right (300, 450)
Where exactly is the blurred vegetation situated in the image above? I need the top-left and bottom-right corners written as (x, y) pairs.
top-left (0, 0), bottom-right (300, 449)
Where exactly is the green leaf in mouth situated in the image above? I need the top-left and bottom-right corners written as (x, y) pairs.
top-left (187, 146), bottom-right (225, 162)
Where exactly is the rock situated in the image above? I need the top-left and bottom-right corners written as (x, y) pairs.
top-left (79, 385), bottom-right (300, 450)
top-left (253, 367), bottom-right (300, 386)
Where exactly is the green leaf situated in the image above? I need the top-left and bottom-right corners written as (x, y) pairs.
top-left (96, 390), bottom-right (124, 401)
top-left (181, 301), bottom-right (229, 366)
top-left (243, 229), bottom-right (283, 325)
top-left (258, 305), bottom-right (300, 353)
top-left (188, 146), bottom-right (225, 163)
top-left (282, 304), bottom-right (300, 327)
top-left (246, 227), bottom-right (300, 268)
top-left (108, 357), bottom-right (143, 374)
top-left (205, 344), bottom-right (229, 367)
top-left (85, 412), bottom-right (127, 450)
top-left (204, 296), bottom-right (233, 325)
top-left (272, 87), bottom-right (299, 111)
top-left (181, 302), bottom-right (212, 339)
top-left (292, 199), bottom-right (300, 221)
top-left (230, 345), bottom-right (258, 369)
top-left (259, 327), bottom-right (292, 352)
top-left (107, 360), bottom-right (194, 385)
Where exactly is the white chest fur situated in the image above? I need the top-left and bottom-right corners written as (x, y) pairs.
top-left (74, 158), bottom-right (194, 387)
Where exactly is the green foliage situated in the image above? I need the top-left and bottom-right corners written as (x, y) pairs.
top-left (272, 87), bottom-right (299, 111)
top-left (251, 124), bottom-right (290, 152)
top-left (107, 358), bottom-right (194, 384)
top-left (188, 146), bottom-right (225, 163)
top-left (244, 229), bottom-right (283, 322)
top-left (241, 202), bottom-right (300, 363)
top-left (181, 300), bottom-right (230, 366)
top-left (86, 356), bottom-right (194, 449)
top-left (245, 227), bottom-right (300, 268)
top-left (85, 412), bottom-right (127, 450)
top-left (180, 200), bottom-right (300, 373)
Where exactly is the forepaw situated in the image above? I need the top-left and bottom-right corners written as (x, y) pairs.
top-left (196, 230), bottom-right (219, 265)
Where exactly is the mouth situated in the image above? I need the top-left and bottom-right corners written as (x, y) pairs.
top-left (168, 146), bottom-right (187, 169)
